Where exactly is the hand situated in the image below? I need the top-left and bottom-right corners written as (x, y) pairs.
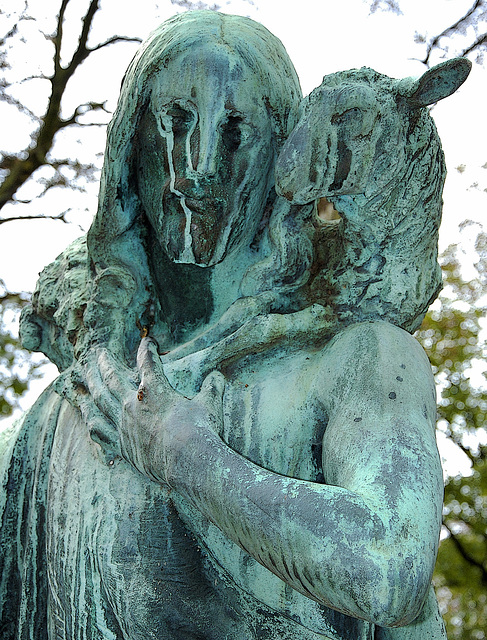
top-left (59, 337), bottom-right (226, 483)
top-left (120, 337), bottom-right (226, 484)
top-left (56, 345), bottom-right (138, 462)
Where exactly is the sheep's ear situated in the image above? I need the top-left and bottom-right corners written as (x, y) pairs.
top-left (398, 58), bottom-right (471, 108)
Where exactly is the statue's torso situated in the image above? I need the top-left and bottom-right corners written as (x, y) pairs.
top-left (46, 342), bottom-right (372, 639)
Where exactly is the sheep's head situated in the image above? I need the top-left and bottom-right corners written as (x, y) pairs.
top-left (275, 58), bottom-right (471, 205)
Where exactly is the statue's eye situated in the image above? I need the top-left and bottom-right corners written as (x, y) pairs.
top-left (221, 116), bottom-right (254, 151)
top-left (222, 115), bottom-right (243, 151)
top-left (167, 106), bottom-right (193, 135)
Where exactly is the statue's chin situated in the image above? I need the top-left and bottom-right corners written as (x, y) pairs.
top-left (167, 238), bottom-right (222, 268)
top-left (172, 254), bottom-right (212, 268)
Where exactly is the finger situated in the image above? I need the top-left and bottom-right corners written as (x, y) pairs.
top-left (59, 373), bottom-right (121, 460)
top-left (78, 357), bottom-right (123, 426)
top-left (137, 337), bottom-right (173, 392)
top-left (119, 394), bottom-right (158, 478)
top-left (55, 369), bottom-right (80, 405)
top-left (58, 366), bottom-right (94, 410)
top-left (57, 362), bottom-right (123, 460)
top-left (97, 348), bottom-right (138, 401)
top-left (77, 393), bottom-right (121, 459)
top-left (197, 370), bottom-right (226, 413)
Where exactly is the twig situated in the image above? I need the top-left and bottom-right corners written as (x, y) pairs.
top-left (88, 35), bottom-right (142, 54)
top-left (0, 0), bottom-right (141, 210)
top-left (0, 211), bottom-right (71, 226)
top-left (421, 0), bottom-right (485, 66)
top-left (462, 32), bottom-right (487, 57)
top-left (443, 521), bottom-right (487, 585)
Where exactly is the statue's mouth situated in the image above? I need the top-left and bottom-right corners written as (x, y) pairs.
top-left (182, 197), bottom-right (213, 214)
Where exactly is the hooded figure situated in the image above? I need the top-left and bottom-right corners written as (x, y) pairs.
top-left (1, 10), bottom-right (455, 640)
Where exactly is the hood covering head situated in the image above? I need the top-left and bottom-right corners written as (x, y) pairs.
top-left (82, 11), bottom-right (301, 359)
top-left (88, 11), bottom-right (301, 262)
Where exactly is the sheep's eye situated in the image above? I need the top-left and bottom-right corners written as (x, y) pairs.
top-left (332, 107), bottom-right (362, 125)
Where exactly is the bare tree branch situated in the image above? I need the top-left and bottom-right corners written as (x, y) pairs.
top-left (0, 2), bottom-right (31, 52)
top-left (6, 73), bottom-right (49, 83)
top-left (49, 157), bottom-right (98, 174)
top-left (0, 84), bottom-right (41, 121)
top-left (367, 0), bottom-right (487, 65)
top-left (0, 0), bottom-right (141, 213)
top-left (52, 0), bottom-right (69, 73)
top-left (88, 35), bottom-right (142, 54)
top-left (443, 521), bottom-right (487, 585)
top-left (420, 0), bottom-right (486, 65)
top-left (0, 210), bottom-right (72, 226)
top-left (52, 0), bottom-right (69, 75)
top-left (462, 31), bottom-right (487, 57)
top-left (59, 100), bottom-right (110, 128)
top-left (65, 0), bottom-right (99, 75)
top-left (0, 23), bottom-right (19, 51)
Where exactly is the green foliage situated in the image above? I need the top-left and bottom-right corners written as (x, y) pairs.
top-left (416, 232), bottom-right (487, 640)
top-left (435, 464), bottom-right (487, 640)
top-left (0, 282), bottom-right (46, 417)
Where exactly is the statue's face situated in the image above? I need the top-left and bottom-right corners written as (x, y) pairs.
top-left (136, 44), bottom-right (274, 266)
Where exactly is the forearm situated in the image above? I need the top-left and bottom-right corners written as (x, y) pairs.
top-left (155, 424), bottom-right (430, 626)
top-left (118, 335), bottom-right (438, 627)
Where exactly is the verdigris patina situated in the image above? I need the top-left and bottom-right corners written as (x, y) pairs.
top-left (0, 10), bottom-right (470, 640)
top-left (275, 59), bottom-right (470, 332)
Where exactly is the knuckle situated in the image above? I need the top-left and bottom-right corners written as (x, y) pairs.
top-left (137, 385), bottom-right (147, 402)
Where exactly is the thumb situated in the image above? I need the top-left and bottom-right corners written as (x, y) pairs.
top-left (196, 371), bottom-right (226, 435)
top-left (198, 370), bottom-right (226, 407)
top-left (137, 337), bottom-right (170, 390)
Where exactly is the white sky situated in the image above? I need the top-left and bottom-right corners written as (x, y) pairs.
top-left (1, 0), bottom-right (485, 292)
top-left (1, 0), bottom-right (486, 474)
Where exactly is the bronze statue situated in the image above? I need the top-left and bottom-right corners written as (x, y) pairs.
top-left (0, 11), bottom-right (470, 639)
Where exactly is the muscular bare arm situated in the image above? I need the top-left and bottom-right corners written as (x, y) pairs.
top-left (106, 320), bottom-right (441, 628)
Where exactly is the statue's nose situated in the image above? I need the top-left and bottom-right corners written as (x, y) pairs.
top-left (194, 122), bottom-right (219, 177)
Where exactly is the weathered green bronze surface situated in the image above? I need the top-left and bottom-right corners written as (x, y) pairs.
top-left (0, 10), bottom-right (470, 639)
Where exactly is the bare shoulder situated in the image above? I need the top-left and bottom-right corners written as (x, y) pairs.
top-left (310, 322), bottom-right (441, 503)
top-left (313, 320), bottom-right (436, 423)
